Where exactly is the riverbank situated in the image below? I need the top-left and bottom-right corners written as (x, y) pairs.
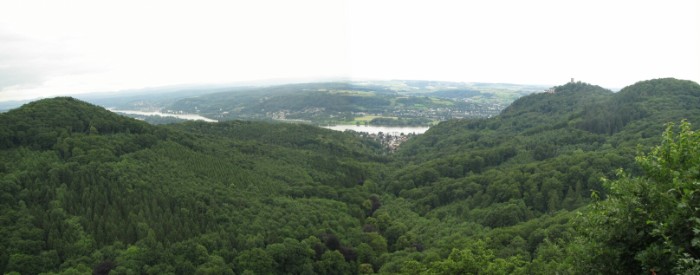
top-left (321, 125), bottom-right (429, 135)
top-left (109, 109), bottom-right (217, 122)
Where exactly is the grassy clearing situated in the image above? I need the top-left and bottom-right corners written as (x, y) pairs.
top-left (412, 104), bottom-right (428, 110)
top-left (327, 90), bottom-right (375, 96)
top-left (429, 97), bottom-right (455, 106)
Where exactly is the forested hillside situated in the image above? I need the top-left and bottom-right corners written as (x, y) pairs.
top-left (1, 78), bottom-right (699, 274)
top-left (0, 98), bottom-right (390, 274)
top-left (382, 78), bottom-right (700, 273)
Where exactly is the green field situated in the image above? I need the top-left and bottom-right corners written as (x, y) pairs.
top-left (333, 115), bottom-right (399, 125)
top-left (327, 89), bottom-right (375, 96)
top-left (429, 97), bottom-right (455, 105)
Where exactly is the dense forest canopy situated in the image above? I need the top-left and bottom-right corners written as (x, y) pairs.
top-left (0, 78), bottom-right (699, 274)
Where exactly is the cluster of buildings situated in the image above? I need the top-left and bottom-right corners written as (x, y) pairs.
top-left (388, 103), bottom-right (504, 120)
top-left (356, 132), bottom-right (415, 152)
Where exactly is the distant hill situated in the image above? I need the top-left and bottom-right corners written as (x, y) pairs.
top-left (403, 78), bottom-right (700, 159)
top-left (0, 97), bottom-right (152, 150)
top-left (163, 81), bottom-right (530, 125)
top-left (0, 80), bottom-right (544, 125)
top-left (393, 77), bottom-right (700, 226)
top-left (577, 78), bottom-right (700, 136)
top-left (0, 99), bottom-right (32, 112)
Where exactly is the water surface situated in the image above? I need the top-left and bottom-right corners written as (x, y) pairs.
top-left (110, 109), bottom-right (217, 122)
top-left (322, 125), bottom-right (429, 135)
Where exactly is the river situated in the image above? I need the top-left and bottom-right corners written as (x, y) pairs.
top-left (109, 109), bottom-right (218, 122)
top-left (322, 125), bottom-right (430, 135)
top-left (108, 110), bottom-right (429, 134)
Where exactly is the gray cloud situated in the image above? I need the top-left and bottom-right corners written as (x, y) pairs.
top-left (0, 67), bottom-right (45, 89)
top-left (0, 29), bottom-right (98, 94)
top-left (0, 31), bottom-right (48, 90)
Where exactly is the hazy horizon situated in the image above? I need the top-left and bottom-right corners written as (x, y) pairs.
top-left (1, 0), bottom-right (698, 102)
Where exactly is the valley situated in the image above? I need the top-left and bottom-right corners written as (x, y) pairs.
top-left (78, 81), bottom-right (544, 127)
top-left (0, 78), bottom-right (699, 274)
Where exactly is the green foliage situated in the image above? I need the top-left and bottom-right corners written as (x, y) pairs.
top-left (235, 248), bottom-right (276, 274)
top-left (195, 255), bottom-right (234, 275)
top-left (582, 120), bottom-right (700, 274)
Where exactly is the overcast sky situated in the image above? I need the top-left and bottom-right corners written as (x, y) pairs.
top-left (0, 0), bottom-right (698, 102)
